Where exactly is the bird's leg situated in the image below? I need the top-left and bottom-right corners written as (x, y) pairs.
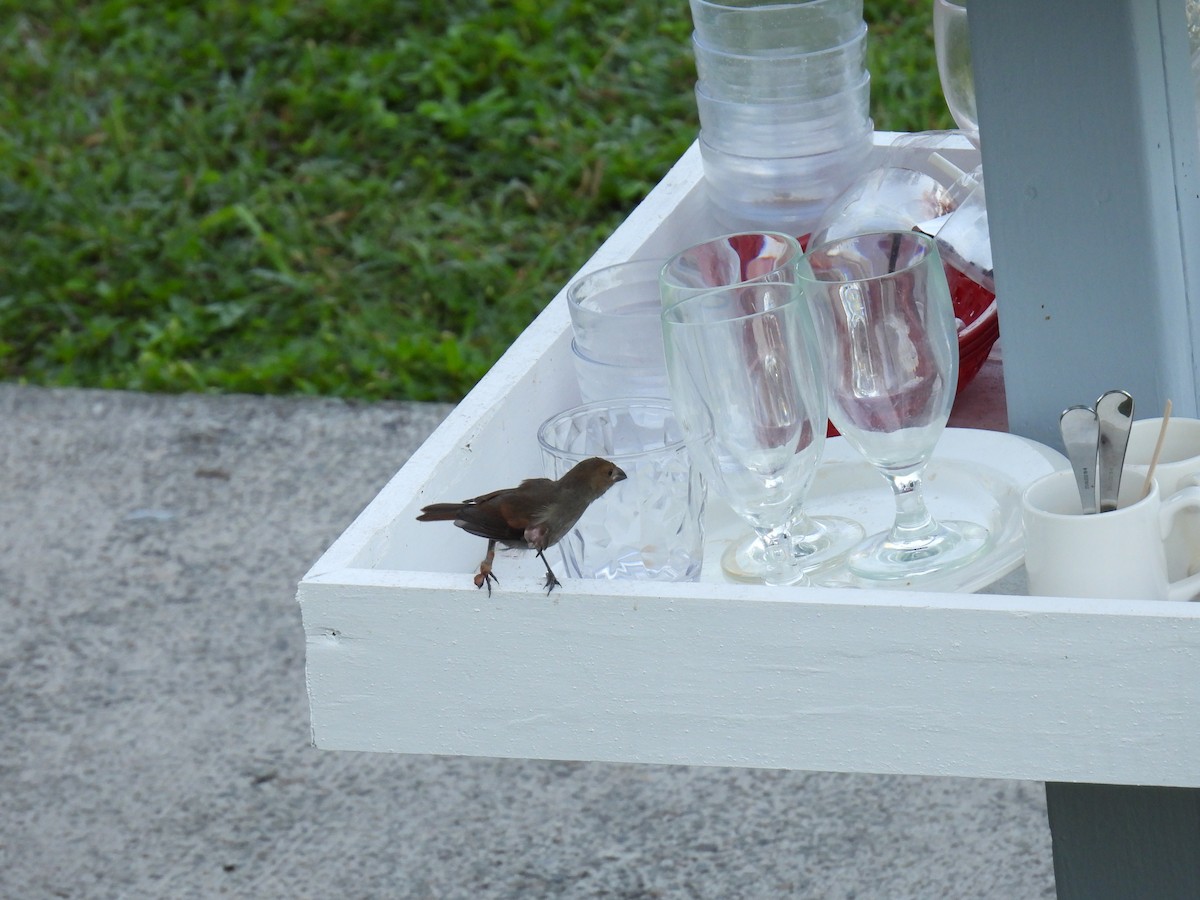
top-left (474, 539), bottom-right (499, 596)
top-left (536, 550), bottom-right (561, 595)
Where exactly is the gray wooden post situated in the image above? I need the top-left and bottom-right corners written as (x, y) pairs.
top-left (971, 0), bottom-right (1200, 448)
top-left (971, 2), bottom-right (1200, 896)
top-left (1044, 783), bottom-right (1200, 898)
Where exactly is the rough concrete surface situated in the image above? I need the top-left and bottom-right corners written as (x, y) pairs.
top-left (0, 384), bottom-right (1056, 899)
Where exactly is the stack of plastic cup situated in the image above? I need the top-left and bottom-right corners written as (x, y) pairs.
top-left (689, 0), bottom-right (872, 234)
top-left (566, 259), bottom-right (671, 404)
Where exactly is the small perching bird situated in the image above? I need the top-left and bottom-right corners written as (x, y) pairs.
top-left (416, 456), bottom-right (627, 595)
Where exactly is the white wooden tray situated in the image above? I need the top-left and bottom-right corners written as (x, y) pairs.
top-left (299, 135), bottom-right (1200, 789)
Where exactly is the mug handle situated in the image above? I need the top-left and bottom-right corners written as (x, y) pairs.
top-left (1162, 485), bottom-right (1200, 600)
top-left (1187, 474), bottom-right (1200, 577)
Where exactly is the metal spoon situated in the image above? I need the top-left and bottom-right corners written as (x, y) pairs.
top-left (1060, 404), bottom-right (1100, 514)
top-left (1096, 389), bottom-right (1134, 513)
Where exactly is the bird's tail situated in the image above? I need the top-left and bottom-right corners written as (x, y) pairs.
top-left (416, 503), bottom-right (462, 522)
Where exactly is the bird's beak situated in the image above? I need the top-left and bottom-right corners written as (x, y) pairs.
top-left (613, 466), bottom-right (628, 483)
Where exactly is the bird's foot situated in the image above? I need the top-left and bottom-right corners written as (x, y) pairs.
top-left (473, 568), bottom-right (498, 597)
top-left (535, 549), bottom-right (561, 596)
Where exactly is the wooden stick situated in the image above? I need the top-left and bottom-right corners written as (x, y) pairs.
top-left (1140, 399), bottom-right (1172, 499)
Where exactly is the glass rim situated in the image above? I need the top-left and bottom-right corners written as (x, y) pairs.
top-left (660, 230), bottom-right (802, 294)
top-left (799, 230), bottom-right (939, 284)
top-left (569, 338), bottom-right (665, 373)
top-left (661, 280), bottom-right (804, 328)
top-left (536, 397), bottom-right (697, 461)
top-left (565, 257), bottom-right (670, 308)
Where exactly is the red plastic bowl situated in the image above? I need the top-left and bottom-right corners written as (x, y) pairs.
top-left (944, 259), bottom-right (1001, 394)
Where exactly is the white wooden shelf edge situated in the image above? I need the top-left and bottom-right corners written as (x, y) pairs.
top-left (300, 575), bottom-right (1200, 787)
top-left (299, 131), bottom-right (1200, 788)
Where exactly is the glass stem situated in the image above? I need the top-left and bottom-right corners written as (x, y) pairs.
top-left (885, 469), bottom-right (939, 546)
top-left (757, 524), bottom-right (803, 585)
top-left (788, 509), bottom-right (820, 543)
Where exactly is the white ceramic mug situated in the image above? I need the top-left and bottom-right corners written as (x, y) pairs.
top-left (1021, 469), bottom-right (1200, 601)
top-left (1126, 416), bottom-right (1200, 577)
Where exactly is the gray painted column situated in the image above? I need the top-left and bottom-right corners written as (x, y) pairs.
top-left (970, 4), bottom-right (1200, 896)
top-left (971, 0), bottom-right (1200, 447)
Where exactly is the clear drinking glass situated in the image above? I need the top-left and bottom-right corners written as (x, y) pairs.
top-left (660, 231), bottom-right (802, 311)
top-left (662, 277), bottom-right (860, 584)
top-left (662, 232), bottom-right (862, 581)
top-left (933, 0), bottom-right (978, 143)
top-left (537, 399), bottom-right (707, 582)
top-left (800, 230), bottom-right (989, 580)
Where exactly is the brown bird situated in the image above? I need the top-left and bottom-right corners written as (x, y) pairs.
top-left (416, 456), bottom-right (627, 595)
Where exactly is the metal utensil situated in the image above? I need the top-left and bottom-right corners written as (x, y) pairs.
top-left (1096, 389), bottom-right (1135, 513)
top-left (1060, 404), bottom-right (1100, 514)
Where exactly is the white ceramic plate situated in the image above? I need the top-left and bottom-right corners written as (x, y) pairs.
top-left (702, 428), bottom-right (1068, 593)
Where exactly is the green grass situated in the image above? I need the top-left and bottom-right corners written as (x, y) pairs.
top-left (0, 0), bottom-right (950, 402)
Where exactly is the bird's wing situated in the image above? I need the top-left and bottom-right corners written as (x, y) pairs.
top-left (510, 481), bottom-right (575, 551)
top-left (451, 480), bottom-right (554, 544)
top-left (419, 479), bottom-right (560, 545)
top-left (464, 478), bottom-right (552, 506)
top-left (451, 502), bottom-right (525, 543)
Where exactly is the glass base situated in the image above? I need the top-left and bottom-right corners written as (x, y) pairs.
top-left (845, 519), bottom-right (989, 582)
top-left (720, 515), bottom-right (864, 584)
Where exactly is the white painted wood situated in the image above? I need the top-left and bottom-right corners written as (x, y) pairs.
top-left (299, 132), bottom-right (1200, 788)
top-left (300, 575), bottom-right (1200, 786)
top-left (970, 0), bottom-right (1200, 446)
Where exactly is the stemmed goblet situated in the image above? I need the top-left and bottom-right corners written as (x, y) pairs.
top-left (662, 273), bottom-right (859, 585)
top-left (659, 231), bottom-right (798, 309)
top-left (800, 230), bottom-right (989, 580)
top-left (933, 0), bottom-right (978, 144)
top-left (657, 232), bottom-right (864, 585)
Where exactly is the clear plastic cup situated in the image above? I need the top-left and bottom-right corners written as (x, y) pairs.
top-left (566, 258), bottom-right (667, 368)
top-left (698, 129), bottom-right (873, 233)
top-left (886, 130), bottom-right (981, 191)
top-left (694, 73), bottom-right (871, 156)
top-left (691, 21), bottom-right (867, 103)
top-left (689, 0), bottom-right (863, 55)
top-left (807, 166), bottom-right (956, 248)
top-left (569, 339), bottom-right (669, 405)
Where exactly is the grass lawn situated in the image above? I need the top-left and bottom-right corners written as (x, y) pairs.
top-left (1, 0), bottom-right (951, 402)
